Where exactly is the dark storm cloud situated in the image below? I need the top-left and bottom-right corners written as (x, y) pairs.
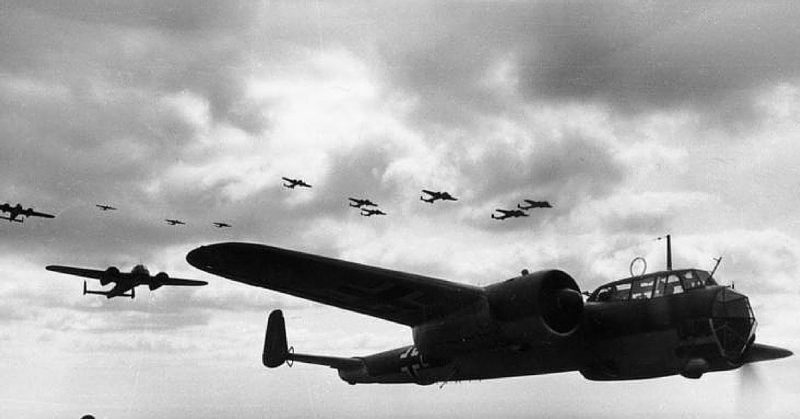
top-left (0, 1), bottom-right (268, 137)
top-left (373, 2), bottom-right (800, 128)
top-left (9, 0), bottom-right (259, 31)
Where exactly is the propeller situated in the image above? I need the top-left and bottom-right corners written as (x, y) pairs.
top-left (737, 362), bottom-right (768, 418)
top-left (734, 343), bottom-right (791, 417)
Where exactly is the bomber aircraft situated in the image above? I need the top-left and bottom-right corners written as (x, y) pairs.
top-left (282, 177), bottom-right (312, 189)
top-left (348, 198), bottom-right (378, 208)
top-left (517, 200), bottom-right (552, 210)
top-left (165, 219), bottom-right (186, 226)
top-left (213, 222), bottom-right (232, 228)
top-left (186, 237), bottom-right (792, 385)
top-left (360, 208), bottom-right (387, 217)
top-left (46, 264), bottom-right (207, 299)
top-left (420, 190), bottom-right (457, 204)
top-left (491, 208), bottom-right (529, 220)
top-left (95, 204), bottom-right (117, 211)
top-left (0, 202), bottom-right (55, 223)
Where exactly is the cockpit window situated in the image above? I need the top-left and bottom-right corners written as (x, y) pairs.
top-left (631, 277), bottom-right (655, 300)
top-left (652, 275), bottom-right (667, 298)
top-left (610, 282), bottom-right (631, 301)
top-left (590, 269), bottom-right (715, 302)
top-left (695, 270), bottom-right (717, 286)
top-left (683, 271), bottom-right (705, 290)
top-left (665, 274), bottom-right (684, 295)
top-left (595, 282), bottom-right (631, 302)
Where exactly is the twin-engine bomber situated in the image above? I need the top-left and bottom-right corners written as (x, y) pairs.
top-left (186, 242), bottom-right (792, 385)
top-left (46, 264), bottom-right (207, 299)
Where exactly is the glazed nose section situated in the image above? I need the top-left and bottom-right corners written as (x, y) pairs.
top-left (711, 288), bottom-right (757, 361)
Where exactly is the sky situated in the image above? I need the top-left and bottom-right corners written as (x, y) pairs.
top-left (2, 1), bottom-right (800, 417)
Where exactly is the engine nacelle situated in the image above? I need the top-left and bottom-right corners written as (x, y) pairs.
top-left (101, 266), bottom-right (120, 286)
top-left (486, 270), bottom-right (583, 344)
top-left (149, 272), bottom-right (169, 291)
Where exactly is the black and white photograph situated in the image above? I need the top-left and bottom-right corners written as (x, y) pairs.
top-left (1, 1), bottom-right (799, 417)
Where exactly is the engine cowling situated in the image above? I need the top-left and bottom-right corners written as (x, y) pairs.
top-left (101, 266), bottom-right (120, 286)
top-left (486, 269), bottom-right (583, 343)
top-left (150, 272), bottom-right (169, 291)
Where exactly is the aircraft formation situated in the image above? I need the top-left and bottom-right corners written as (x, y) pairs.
top-left (5, 176), bottom-right (549, 231)
top-left (19, 170), bottom-right (790, 388)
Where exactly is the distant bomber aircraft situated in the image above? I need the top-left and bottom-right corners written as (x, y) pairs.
top-left (186, 236), bottom-right (791, 386)
top-left (517, 200), bottom-right (552, 210)
top-left (348, 198), bottom-right (378, 208)
top-left (46, 264), bottom-right (207, 299)
top-left (0, 202), bottom-right (55, 223)
top-left (282, 177), bottom-right (312, 189)
top-left (491, 209), bottom-right (529, 220)
top-left (361, 208), bottom-right (387, 217)
top-left (95, 204), bottom-right (117, 211)
top-left (165, 219), bottom-right (186, 226)
top-left (420, 190), bottom-right (457, 204)
top-left (213, 222), bottom-right (232, 228)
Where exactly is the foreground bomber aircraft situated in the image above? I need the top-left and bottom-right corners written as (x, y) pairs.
top-left (46, 264), bottom-right (207, 299)
top-left (186, 238), bottom-right (791, 385)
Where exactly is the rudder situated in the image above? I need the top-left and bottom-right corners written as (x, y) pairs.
top-left (263, 309), bottom-right (289, 368)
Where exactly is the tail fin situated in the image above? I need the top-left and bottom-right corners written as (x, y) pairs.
top-left (263, 310), bottom-right (289, 368)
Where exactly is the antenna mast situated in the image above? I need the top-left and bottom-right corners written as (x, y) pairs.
top-left (666, 234), bottom-right (672, 271)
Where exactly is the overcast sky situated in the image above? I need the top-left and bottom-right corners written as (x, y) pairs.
top-left (2, 1), bottom-right (800, 417)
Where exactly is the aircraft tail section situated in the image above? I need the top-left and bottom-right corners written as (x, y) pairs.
top-left (263, 310), bottom-right (289, 367)
top-left (263, 309), bottom-right (363, 370)
top-left (82, 281), bottom-right (135, 299)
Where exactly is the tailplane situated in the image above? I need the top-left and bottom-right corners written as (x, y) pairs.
top-left (263, 310), bottom-right (363, 370)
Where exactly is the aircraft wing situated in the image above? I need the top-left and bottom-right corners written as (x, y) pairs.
top-left (46, 265), bottom-right (108, 280)
top-left (187, 242), bottom-right (485, 326)
top-left (160, 277), bottom-right (208, 287)
top-left (23, 209), bottom-right (55, 218)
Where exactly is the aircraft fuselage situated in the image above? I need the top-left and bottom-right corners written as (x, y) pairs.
top-left (335, 283), bottom-right (756, 385)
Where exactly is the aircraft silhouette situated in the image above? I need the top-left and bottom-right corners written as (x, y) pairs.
top-left (213, 222), bottom-right (232, 228)
top-left (282, 177), bottom-right (311, 189)
top-left (165, 219), bottom-right (186, 226)
top-left (420, 190), bottom-right (457, 204)
top-left (348, 198), bottom-right (378, 208)
top-left (491, 208), bottom-right (529, 220)
top-left (361, 208), bottom-right (387, 217)
top-left (186, 239), bottom-right (792, 385)
top-left (517, 200), bottom-right (552, 210)
top-left (46, 264), bottom-right (207, 299)
top-left (95, 204), bottom-right (117, 211)
top-left (0, 202), bottom-right (55, 223)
